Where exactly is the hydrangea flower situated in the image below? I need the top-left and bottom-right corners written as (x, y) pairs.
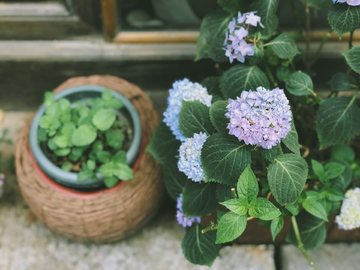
top-left (223, 11), bottom-right (264, 63)
top-left (333, 0), bottom-right (360, 6)
top-left (225, 87), bottom-right (292, 149)
top-left (178, 132), bottom-right (208, 182)
top-left (163, 79), bottom-right (212, 141)
top-left (176, 194), bottom-right (201, 228)
top-left (336, 188), bottom-right (360, 230)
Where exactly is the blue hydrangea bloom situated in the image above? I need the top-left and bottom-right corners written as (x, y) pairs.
top-left (178, 132), bottom-right (208, 182)
top-left (333, 0), bottom-right (360, 6)
top-left (225, 87), bottom-right (292, 149)
top-left (336, 188), bottom-right (360, 230)
top-left (224, 11), bottom-right (264, 64)
top-left (176, 194), bottom-right (201, 228)
top-left (163, 79), bottom-right (212, 141)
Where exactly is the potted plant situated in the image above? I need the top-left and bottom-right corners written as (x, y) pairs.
top-left (148, 0), bottom-right (360, 268)
top-left (29, 85), bottom-right (142, 190)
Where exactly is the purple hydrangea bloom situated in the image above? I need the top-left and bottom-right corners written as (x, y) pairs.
top-left (163, 79), bottom-right (212, 141)
top-left (333, 0), bottom-right (360, 6)
top-left (223, 11), bottom-right (264, 64)
top-left (178, 132), bottom-right (208, 182)
top-left (176, 194), bottom-right (201, 228)
top-left (225, 87), bottom-right (292, 149)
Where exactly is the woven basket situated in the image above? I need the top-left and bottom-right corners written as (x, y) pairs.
top-left (15, 75), bottom-right (164, 243)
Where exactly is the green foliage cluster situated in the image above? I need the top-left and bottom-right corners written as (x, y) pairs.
top-left (38, 89), bottom-right (133, 188)
top-left (148, 0), bottom-right (360, 267)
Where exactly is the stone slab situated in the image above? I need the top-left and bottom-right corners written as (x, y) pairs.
top-left (281, 244), bottom-right (360, 270)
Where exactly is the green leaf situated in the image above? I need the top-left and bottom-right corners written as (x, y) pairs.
top-left (182, 180), bottom-right (218, 217)
top-left (104, 176), bottom-right (119, 188)
top-left (196, 10), bottom-right (230, 61)
top-left (105, 98), bottom-right (123, 110)
top-left (96, 151), bottom-right (111, 164)
top-left (220, 65), bottom-right (270, 99)
top-left (268, 154), bottom-right (308, 205)
top-left (43, 91), bottom-right (55, 106)
top-left (209, 100), bottom-right (229, 133)
top-left (329, 72), bottom-right (357, 91)
top-left (38, 128), bottom-right (47, 142)
top-left (201, 133), bottom-right (251, 185)
top-left (328, 4), bottom-right (360, 38)
top-left (92, 109), bottom-right (116, 131)
top-left (39, 115), bottom-right (60, 131)
top-left (69, 147), bottom-right (85, 162)
top-left (249, 0), bottom-right (280, 40)
top-left (61, 161), bottom-right (72, 172)
top-left (98, 162), bottom-right (133, 180)
top-left (208, 36), bottom-right (229, 63)
top-left (182, 224), bottom-right (220, 267)
top-left (53, 134), bottom-right (68, 148)
top-left (178, 101), bottom-right (213, 138)
top-left (248, 197), bottom-right (281, 220)
top-left (305, 190), bottom-right (323, 201)
top-left (216, 212), bottom-right (247, 244)
top-left (54, 147), bottom-right (71, 157)
top-left (266, 33), bottom-right (299, 59)
top-left (282, 119), bottom-right (301, 156)
top-left (163, 163), bottom-right (187, 200)
top-left (285, 72), bottom-right (315, 96)
top-left (86, 159), bottom-right (96, 171)
top-left (311, 159), bottom-right (325, 179)
top-left (217, 0), bottom-right (247, 14)
top-left (343, 45), bottom-right (360, 74)
top-left (216, 183), bottom-right (233, 202)
top-left (58, 98), bottom-right (71, 113)
top-left (106, 129), bottom-right (125, 150)
top-left (248, 45), bottom-right (265, 65)
top-left (324, 162), bottom-right (345, 179)
top-left (285, 203), bottom-right (300, 216)
top-left (45, 103), bottom-right (60, 117)
top-left (201, 77), bottom-right (224, 103)
top-left (92, 140), bottom-right (103, 152)
top-left (147, 122), bottom-right (181, 165)
top-left (78, 170), bottom-right (95, 182)
top-left (331, 163), bottom-right (352, 192)
top-left (271, 216), bottom-right (284, 241)
top-left (220, 197), bottom-right (248, 215)
top-left (286, 211), bottom-right (326, 250)
top-left (102, 89), bottom-right (113, 101)
top-left (322, 188), bottom-right (345, 202)
top-left (71, 124), bottom-right (97, 147)
top-left (331, 145), bottom-right (355, 164)
top-left (237, 164), bottom-right (259, 203)
top-left (302, 199), bottom-right (328, 221)
top-left (111, 151), bottom-right (127, 164)
top-left (301, 0), bottom-right (332, 10)
top-left (316, 96), bottom-right (360, 147)
top-left (261, 144), bottom-right (280, 163)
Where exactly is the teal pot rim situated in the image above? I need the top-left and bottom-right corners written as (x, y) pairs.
top-left (29, 85), bottom-right (142, 189)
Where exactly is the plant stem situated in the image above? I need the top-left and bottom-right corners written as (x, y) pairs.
top-left (290, 0), bottom-right (304, 40)
top-left (310, 30), bottom-right (332, 68)
top-left (305, 1), bottom-right (311, 71)
top-left (349, 30), bottom-right (354, 50)
top-left (291, 216), bottom-right (318, 270)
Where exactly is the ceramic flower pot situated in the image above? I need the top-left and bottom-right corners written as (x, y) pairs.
top-left (29, 85), bottom-right (142, 189)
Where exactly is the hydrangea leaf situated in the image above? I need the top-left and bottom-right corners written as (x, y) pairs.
top-left (331, 163), bottom-right (353, 192)
top-left (237, 164), bottom-right (259, 203)
top-left (220, 65), bottom-right (270, 99)
top-left (324, 162), bottom-right (346, 179)
top-left (217, 0), bottom-right (248, 14)
top-left (196, 9), bottom-right (230, 61)
top-left (268, 154), bottom-right (308, 205)
top-left (201, 133), bottom-right (251, 186)
top-left (216, 212), bottom-right (247, 244)
top-left (201, 77), bottom-right (224, 103)
top-left (285, 72), bottom-right (315, 96)
top-left (209, 100), bottom-right (229, 134)
top-left (182, 179), bottom-right (218, 217)
top-left (146, 122), bottom-right (181, 166)
top-left (249, 0), bottom-right (280, 40)
top-left (163, 162), bottom-right (187, 200)
top-left (216, 183), bottom-right (234, 202)
top-left (328, 3), bottom-right (360, 38)
top-left (208, 36), bottom-right (229, 63)
top-left (271, 216), bottom-right (284, 241)
top-left (286, 211), bottom-right (326, 250)
top-left (248, 45), bottom-right (265, 65)
top-left (343, 45), bottom-right (360, 74)
top-left (316, 96), bottom-right (360, 147)
top-left (266, 33), bottom-right (299, 59)
top-left (220, 197), bottom-right (248, 215)
top-left (329, 72), bottom-right (357, 91)
top-left (178, 101), bottom-right (213, 138)
top-left (261, 144), bottom-right (281, 163)
top-left (181, 224), bottom-right (220, 267)
top-left (92, 109), bottom-right (116, 131)
top-left (71, 124), bottom-right (97, 147)
top-left (331, 144), bottom-right (355, 164)
top-left (248, 197), bottom-right (281, 220)
top-left (322, 188), bottom-right (345, 202)
top-left (302, 198), bottom-right (328, 221)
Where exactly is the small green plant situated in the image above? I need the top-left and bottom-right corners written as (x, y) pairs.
top-left (38, 89), bottom-right (134, 188)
